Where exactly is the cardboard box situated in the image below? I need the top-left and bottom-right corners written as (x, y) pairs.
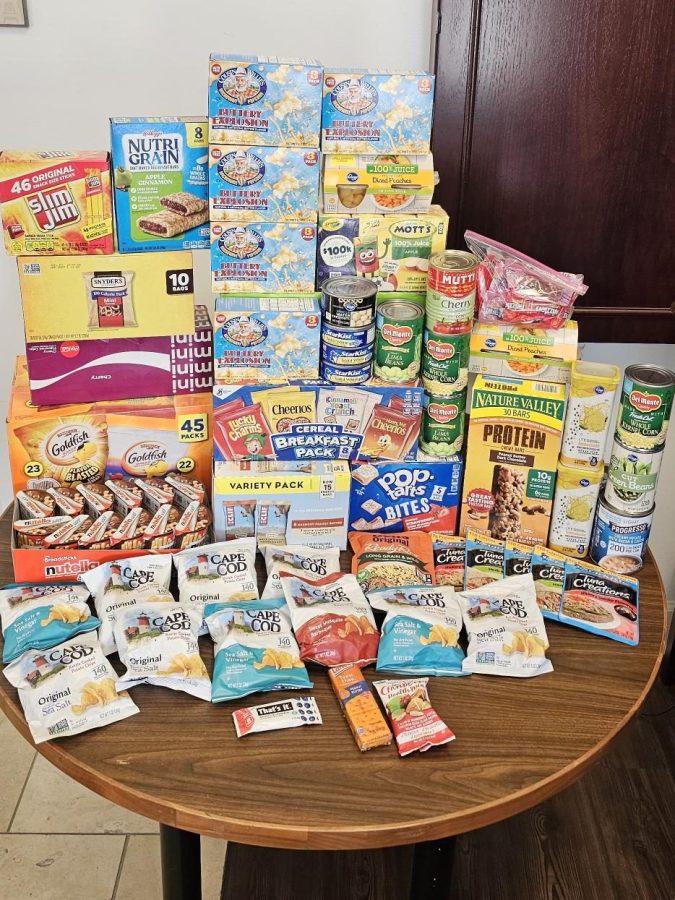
top-left (25, 305), bottom-right (213, 405)
top-left (469, 322), bottom-right (578, 383)
top-left (209, 55), bottom-right (323, 147)
top-left (209, 144), bottom-right (320, 222)
top-left (322, 153), bottom-right (434, 215)
top-left (213, 460), bottom-right (350, 548)
top-left (317, 207), bottom-right (448, 293)
top-left (210, 221), bottom-right (316, 293)
top-left (0, 150), bottom-right (113, 255)
top-left (321, 71), bottom-right (435, 153)
top-left (18, 251), bottom-right (196, 342)
top-left (214, 295), bottom-right (321, 384)
top-left (460, 375), bottom-right (566, 546)
top-left (110, 117), bottom-right (209, 252)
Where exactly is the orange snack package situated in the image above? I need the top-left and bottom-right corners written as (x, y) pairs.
top-left (329, 663), bottom-right (392, 752)
top-left (349, 532), bottom-right (435, 592)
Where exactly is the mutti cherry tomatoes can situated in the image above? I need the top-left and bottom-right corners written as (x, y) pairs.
top-left (426, 250), bottom-right (478, 335)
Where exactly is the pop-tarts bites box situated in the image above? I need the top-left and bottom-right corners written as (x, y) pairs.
top-left (110, 118), bottom-right (209, 252)
top-left (321, 71), bottom-right (435, 153)
top-left (209, 55), bottom-right (323, 147)
top-left (214, 295), bottom-right (321, 384)
top-left (0, 150), bottom-right (113, 255)
top-left (208, 144), bottom-right (320, 222)
top-left (210, 221), bottom-right (316, 293)
top-left (18, 251), bottom-right (195, 342)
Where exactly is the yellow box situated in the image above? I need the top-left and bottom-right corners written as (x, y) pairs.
top-left (18, 251), bottom-right (195, 342)
top-left (469, 322), bottom-right (578, 383)
top-left (322, 153), bottom-right (434, 215)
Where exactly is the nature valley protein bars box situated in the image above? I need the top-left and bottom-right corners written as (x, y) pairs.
top-left (460, 375), bottom-right (566, 546)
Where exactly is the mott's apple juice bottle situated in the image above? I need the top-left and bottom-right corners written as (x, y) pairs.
top-left (426, 250), bottom-right (478, 334)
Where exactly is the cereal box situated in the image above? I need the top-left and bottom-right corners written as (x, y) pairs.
top-left (469, 321), bottom-right (578, 384)
top-left (460, 375), bottom-right (566, 546)
top-left (213, 295), bottom-right (321, 384)
top-left (321, 71), bottom-right (435, 153)
top-left (18, 251), bottom-right (195, 343)
top-left (210, 221), bottom-right (316, 293)
top-left (350, 458), bottom-right (462, 534)
top-left (213, 460), bottom-right (350, 549)
top-left (317, 207), bottom-right (448, 293)
top-left (209, 144), bottom-right (320, 222)
top-left (110, 118), bottom-right (209, 252)
top-left (322, 154), bottom-right (434, 215)
top-left (209, 55), bottom-right (323, 147)
top-left (0, 150), bottom-right (113, 256)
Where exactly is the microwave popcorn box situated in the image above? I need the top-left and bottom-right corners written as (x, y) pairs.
top-left (469, 322), bottom-right (578, 384)
top-left (0, 150), bottom-right (113, 255)
top-left (209, 55), bottom-right (323, 147)
top-left (110, 117), bottom-right (209, 252)
top-left (25, 306), bottom-right (213, 406)
top-left (214, 295), bottom-right (321, 384)
top-left (316, 207), bottom-right (448, 293)
top-left (350, 457), bottom-right (463, 534)
top-left (18, 251), bottom-right (196, 343)
top-left (322, 153), bottom-right (435, 215)
top-left (209, 144), bottom-right (320, 222)
top-left (210, 221), bottom-right (316, 293)
top-left (321, 71), bottom-right (435, 153)
top-left (460, 375), bottom-right (566, 547)
top-left (213, 460), bottom-right (350, 549)
top-left (213, 382), bottom-right (424, 463)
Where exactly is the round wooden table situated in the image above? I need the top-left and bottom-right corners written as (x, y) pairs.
top-left (0, 509), bottom-right (667, 900)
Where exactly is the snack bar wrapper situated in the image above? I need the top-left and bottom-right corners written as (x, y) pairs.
top-left (373, 677), bottom-right (455, 756)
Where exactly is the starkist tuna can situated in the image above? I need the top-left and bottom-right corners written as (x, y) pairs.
top-left (321, 341), bottom-right (374, 367)
top-left (321, 320), bottom-right (376, 350)
top-left (320, 359), bottom-right (373, 385)
top-left (321, 275), bottom-right (378, 328)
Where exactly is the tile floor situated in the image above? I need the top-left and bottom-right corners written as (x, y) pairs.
top-left (0, 712), bottom-right (227, 899)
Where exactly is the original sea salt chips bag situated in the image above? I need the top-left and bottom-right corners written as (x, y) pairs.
top-left (261, 544), bottom-right (341, 603)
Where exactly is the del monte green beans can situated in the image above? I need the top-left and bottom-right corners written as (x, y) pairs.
top-left (615, 364), bottom-right (675, 451)
top-left (374, 298), bottom-right (424, 383)
top-left (422, 329), bottom-right (470, 395)
top-left (420, 390), bottom-right (466, 456)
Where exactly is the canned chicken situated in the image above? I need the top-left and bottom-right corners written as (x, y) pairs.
top-left (615, 363), bottom-right (675, 451)
top-left (321, 276), bottom-right (378, 329)
top-left (320, 360), bottom-right (373, 385)
top-left (321, 321), bottom-right (376, 350)
top-left (548, 461), bottom-right (603, 558)
top-left (422, 329), bottom-right (470, 395)
top-left (589, 493), bottom-right (653, 574)
top-left (426, 250), bottom-right (478, 334)
top-left (321, 341), bottom-right (374, 367)
top-left (374, 299), bottom-right (424, 383)
top-left (420, 391), bottom-right (466, 456)
top-left (605, 439), bottom-right (663, 514)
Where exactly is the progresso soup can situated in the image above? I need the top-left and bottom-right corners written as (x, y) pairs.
top-left (321, 276), bottom-right (378, 329)
top-left (589, 492), bottom-right (653, 575)
top-left (419, 390), bottom-right (466, 456)
top-left (426, 250), bottom-right (478, 335)
top-left (615, 363), bottom-right (675, 451)
top-left (374, 298), bottom-right (424, 383)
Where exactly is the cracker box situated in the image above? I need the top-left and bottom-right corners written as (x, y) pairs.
top-left (350, 458), bottom-right (463, 534)
top-left (0, 150), bottom-right (113, 256)
top-left (213, 460), bottom-right (350, 549)
top-left (210, 221), bottom-right (316, 293)
top-left (209, 144), bottom-right (320, 222)
top-left (18, 251), bottom-right (195, 343)
top-left (460, 375), bottom-right (566, 546)
top-left (470, 322), bottom-right (578, 384)
top-left (110, 118), bottom-right (209, 252)
top-left (209, 55), bottom-right (323, 147)
top-left (321, 71), bottom-right (435, 153)
top-left (213, 382), bottom-right (424, 463)
top-left (317, 207), bottom-right (448, 293)
top-left (25, 305), bottom-right (213, 406)
top-left (322, 153), bottom-right (434, 215)
top-left (213, 295), bottom-right (321, 384)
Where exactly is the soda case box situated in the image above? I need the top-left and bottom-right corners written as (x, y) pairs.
top-left (209, 144), bottom-right (320, 222)
top-left (322, 153), bottom-right (435, 215)
top-left (208, 55), bottom-right (323, 147)
top-left (110, 117), bottom-right (209, 252)
top-left (213, 381), bottom-right (424, 463)
top-left (25, 306), bottom-right (213, 406)
top-left (213, 459), bottom-right (350, 549)
top-left (350, 458), bottom-right (463, 534)
top-left (213, 295), bottom-right (321, 384)
top-left (18, 251), bottom-right (195, 343)
top-left (460, 375), bottom-right (566, 546)
top-left (316, 206), bottom-right (448, 293)
top-left (469, 322), bottom-right (578, 384)
top-left (321, 71), bottom-right (435, 153)
top-left (0, 150), bottom-right (114, 255)
top-left (210, 221), bottom-right (316, 293)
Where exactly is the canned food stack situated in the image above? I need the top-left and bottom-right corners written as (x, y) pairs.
top-left (319, 276), bottom-right (377, 384)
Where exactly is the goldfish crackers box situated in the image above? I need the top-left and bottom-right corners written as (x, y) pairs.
top-left (0, 150), bottom-right (113, 255)
top-left (460, 375), bottom-right (566, 546)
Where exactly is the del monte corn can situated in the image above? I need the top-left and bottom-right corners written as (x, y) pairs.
top-left (420, 391), bottom-right (466, 456)
top-left (615, 364), bottom-right (675, 451)
top-left (426, 250), bottom-right (477, 335)
top-left (374, 298), bottom-right (424, 383)
top-left (422, 329), bottom-right (470, 395)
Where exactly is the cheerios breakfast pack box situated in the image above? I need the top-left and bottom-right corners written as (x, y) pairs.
top-left (209, 55), bottom-right (323, 147)
top-left (0, 150), bottom-right (114, 256)
top-left (469, 322), bottom-right (578, 384)
top-left (322, 153), bottom-right (435, 215)
top-left (321, 71), bottom-right (435, 153)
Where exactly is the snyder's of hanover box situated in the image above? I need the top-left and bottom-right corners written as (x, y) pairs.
top-left (110, 117), bottom-right (209, 252)
top-left (209, 55), bottom-right (323, 147)
top-left (469, 322), bottom-right (578, 383)
top-left (213, 460), bottom-right (350, 549)
top-left (322, 153), bottom-right (434, 215)
top-left (18, 251), bottom-right (196, 343)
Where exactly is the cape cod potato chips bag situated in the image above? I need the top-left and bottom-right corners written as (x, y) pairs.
top-left (174, 539), bottom-right (258, 605)
top-left (456, 574), bottom-right (553, 677)
top-left (261, 544), bottom-right (341, 603)
top-left (3, 633), bottom-right (138, 744)
top-left (81, 555), bottom-right (173, 655)
top-left (0, 583), bottom-right (99, 663)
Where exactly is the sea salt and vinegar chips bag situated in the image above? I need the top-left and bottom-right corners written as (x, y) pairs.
top-left (261, 544), bottom-right (341, 603)
top-left (456, 574), bottom-right (553, 677)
